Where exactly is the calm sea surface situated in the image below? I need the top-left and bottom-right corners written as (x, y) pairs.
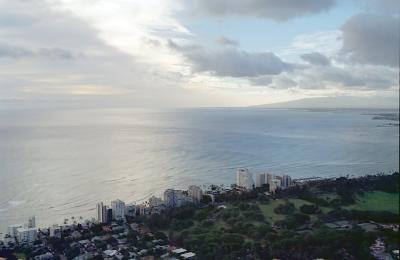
top-left (0, 108), bottom-right (398, 233)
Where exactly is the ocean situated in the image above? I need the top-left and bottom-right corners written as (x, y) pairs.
top-left (0, 108), bottom-right (398, 233)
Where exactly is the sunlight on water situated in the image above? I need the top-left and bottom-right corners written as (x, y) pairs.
top-left (0, 108), bottom-right (398, 232)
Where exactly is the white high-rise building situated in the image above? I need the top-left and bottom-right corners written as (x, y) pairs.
top-left (16, 227), bottom-right (37, 243)
top-left (188, 185), bottom-right (203, 204)
top-left (96, 202), bottom-right (108, 223)
top-left (281, 175), bottom-right (292, 188)
top-left (269, 178), bottom-right (281, 193)
top-left (28, 216), bottom-right (35, 228)
top-left (8, 224), bottom-right (23, 238)
top-left (236, 168), bottom-right (254, 190)
top-left (163, 189), bottom-right (185, 208)
top-left (111, 199), bottom-right (126, 220)
top-left (255, 173), bottom-right (266, 188)
top-left (274, 176), bottom-right (282, 187)
top-left (266, 173), bottom-right (273, 185)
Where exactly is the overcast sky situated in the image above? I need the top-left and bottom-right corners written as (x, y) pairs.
top-left (0, 0), bottom-right (399, 108)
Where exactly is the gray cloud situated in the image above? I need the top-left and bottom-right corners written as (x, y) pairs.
top-left (320, 66), bottom-right (365, 87)
top-left (0, 44), bottom-right (78, 59)
top-left (362, 0), bottom-right (400, 15)
top-left (194, 0), bottom-right (335, 21)
top-left (301, 52), bottom-right (330, 66)
top-left (216, 36), bottom-right (239, 46)
top-left (340, 13), bottom-right (399, 67)
top-left (249, 60), bottom-right (398, 90)
top-left (273, 76), bottom-right (298, 89)
top-left (297, 63), bottom-right (398, 90)
top-left (249, 75), bottom-right (273, 86)
top-left (169, 40), bottom-right (291, 77)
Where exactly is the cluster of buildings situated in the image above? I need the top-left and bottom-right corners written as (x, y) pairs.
top-left (96, 185), bottom-right (203, 224)
top-left (164, 185), bottom-right (203, 208)
top-left (5, 216), bottom-right (37, 244)
top-left (97, 199), bottom-right (131, 224)
top-left (2, 168), bottom-right (291, 258)
top-left (236, 168), bottom-right (293, 192)
top-left (2, 216), bottom-right (195, 259)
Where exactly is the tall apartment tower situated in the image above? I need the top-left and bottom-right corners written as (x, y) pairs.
top-left (266, 173), bottom-right (273, 185)
top-left (28, 216), bottom-right (36, 228)
top-left (163, 189), bottom-right (185, 208)
top-left (255, 173), bottom-right (266, 188)
top-left (281, 175), bottom-right (292, 188)
top-left (236, 168), bottom-right (254, 190)
top-left (111, 199), bottom-right (126, 220)
top-left (96, 202), bottom-right (107, 223)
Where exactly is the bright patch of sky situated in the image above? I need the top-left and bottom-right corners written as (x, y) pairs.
top-left (180, 0), bottom-right (359, 55)
top-left (0, 0), bottom-right (398, 108)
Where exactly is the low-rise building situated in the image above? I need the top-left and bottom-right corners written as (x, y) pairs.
top-left (181, 252), bottom-right (196, 259)
top-left (7, 224), bottom-right (23, 238)
top-left (149, 196), bottom-right (163, 207)
top-left (16, 227), bottom-right (37, 243)
top-left (125, 204), bottom-right (137, 217)
top-left (49, 224), bottom-right (62, 238)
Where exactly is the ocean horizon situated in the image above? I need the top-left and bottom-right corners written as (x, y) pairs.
top-left (0, 107), bottom-right (398, 233)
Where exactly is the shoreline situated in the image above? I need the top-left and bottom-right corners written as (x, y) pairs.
top-left (2, 171), bottom-right (398, 238)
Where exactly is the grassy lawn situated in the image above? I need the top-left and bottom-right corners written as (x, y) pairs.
top-left (319, 193), bottom-right (339, 202)
top-left (15, 253), bottom-right (26, 259)
top-left (214, 219), bottom-right (227, 230)
top-left (344, 191), bottom-right (399, 213)
top-left (259, 198), bottom-right (317, 224)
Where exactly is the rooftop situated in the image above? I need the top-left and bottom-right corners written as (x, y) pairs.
top-left (181, 252), bottom-right (196, 259)
top-left (172, 248), bottom-right (187, 254)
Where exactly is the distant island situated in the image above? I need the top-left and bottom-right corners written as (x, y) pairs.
top-left (1, 171), bottom-right (399, 260)
top-left (252, 96), bottom-right (399, 110)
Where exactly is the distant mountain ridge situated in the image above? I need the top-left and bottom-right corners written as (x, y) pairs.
top-left (252, 96), bottom-right (399, 109)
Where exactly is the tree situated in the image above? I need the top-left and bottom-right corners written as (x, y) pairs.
top-left (274, 202), bottom-right (295, 214)
top-left (300, 204), bottom-right (321, 214)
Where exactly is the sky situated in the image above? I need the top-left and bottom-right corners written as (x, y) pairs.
top-left (0, 0), bottom-right (399, 108)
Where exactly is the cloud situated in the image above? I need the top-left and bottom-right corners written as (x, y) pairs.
top-left (362, 0), bottom-right (400, 15)
top-left (169, 40), bottom-right (291, 77)
top-left (319, 66), bottom-right (365, 87)
top-left (340, 13), bottom-right (399, 67)
top-left (0, 0), bottom-right (202, 107)
top-left (54, 0), bottom-right (190, 70)
top-left (216, 36), bottom-right (239, 46)
top-left (0, 0), bottom-right (398, 108)
top-left (301, 52), bottom-right (330, 66)
top-left (250, 76), bottom-right (273, 86)
top-left (272, 76), bottom-right (298, 89)
top-left (194, 0), bottom-right (336, 21)
top-left (294, 64), bottom-right (398, 90)
top-left (0, 44), bottom-right (78, 59)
